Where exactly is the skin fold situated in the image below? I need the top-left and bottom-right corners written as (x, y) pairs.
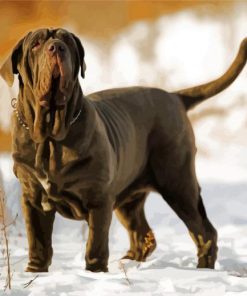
top-left (0, 28), bottom-right (246, 272)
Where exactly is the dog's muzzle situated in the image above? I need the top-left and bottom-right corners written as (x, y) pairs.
top-left (39, 40), bottom-right (69, 110)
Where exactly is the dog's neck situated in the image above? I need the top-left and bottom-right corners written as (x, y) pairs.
top-left (13, 81), bottom-right (98, 175)
top-left (34, 94), bottom-right (97, 176)
top-left (15, 80), bottom-right (84, 142)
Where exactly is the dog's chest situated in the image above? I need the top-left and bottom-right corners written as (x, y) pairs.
top-left (33, 141), bottom-right (92, 218)
top-left (34, 140), bottom-right (83, 189)
top-left (34, 140), bottom-right (79, 173)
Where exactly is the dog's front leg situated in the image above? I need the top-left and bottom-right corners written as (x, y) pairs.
top-left (21, 195), bottom-right (55, 272)
top-left (85, 201), bottom-right (113, 272)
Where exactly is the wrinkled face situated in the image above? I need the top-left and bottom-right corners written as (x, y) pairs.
top-left (0, 28), bottom-right (86, 142)
top-left (28, 29), bottom-right (78, 106)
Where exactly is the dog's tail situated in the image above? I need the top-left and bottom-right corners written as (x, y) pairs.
top-left (175, 38), bottom-right (247, 111)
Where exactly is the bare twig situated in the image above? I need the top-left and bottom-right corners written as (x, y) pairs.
top-left (4, 272), bottom-right (13, 292)
top-left (0, 186), bottom-right (12, 290)
top-left (23, 275), bottom-right (39, 288)
top-left (228, 267), bottom-right (247, 278)
top-left (118, 260), bottom-right (131, 285)
top-left (1, 214), bottom-right (18, 231)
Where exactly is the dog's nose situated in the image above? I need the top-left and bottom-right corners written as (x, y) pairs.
top-left (47, 41), bottom-right (65, 56)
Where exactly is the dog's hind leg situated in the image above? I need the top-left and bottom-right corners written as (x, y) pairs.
top-left (160, 187), bottom-right (217, 268)
top-left (151, 147), bottom-right (218, 268)
top-left (115, 192), bottom-right (156, 261)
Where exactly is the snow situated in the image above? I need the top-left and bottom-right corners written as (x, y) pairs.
top-left (1, 4), bottom-right (247, 295)
top-left (1, 173), bottom-right (247, 294)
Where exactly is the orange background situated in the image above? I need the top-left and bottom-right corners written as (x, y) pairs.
top-left (0, 0), bottom-right (235, 151)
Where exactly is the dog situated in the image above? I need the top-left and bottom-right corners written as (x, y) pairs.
top-left (0, 28), bottom-right (246, 272)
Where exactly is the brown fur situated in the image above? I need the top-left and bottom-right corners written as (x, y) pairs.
top-left (1, 28), bottom-right (246, 272)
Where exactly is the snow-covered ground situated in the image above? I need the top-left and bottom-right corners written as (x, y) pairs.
top-left (1, 155), bottom-right (247, 295)
top-left (1, 4), bottom-right (247, 295)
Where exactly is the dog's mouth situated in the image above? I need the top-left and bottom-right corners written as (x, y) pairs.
top-left (40, 65), bottom-right (67, 110)
top-left (44, 78), bottom-right (60, 128)
top-left (33, 69), bottom-right (69, 142)
top-left (40, 80), bottom-right (62, 132)
top-left (32, 52), bottom-right (75, 142)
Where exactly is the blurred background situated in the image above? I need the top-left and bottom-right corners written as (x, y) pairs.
top-left (0, 1), bottom-right (246, 158)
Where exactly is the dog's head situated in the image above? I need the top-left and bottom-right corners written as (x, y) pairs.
top-left (0, 28), bottom-right (86, 142)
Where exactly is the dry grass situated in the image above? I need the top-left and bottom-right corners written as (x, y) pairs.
top-left (119, 260), bottom-right (131, 286)
top-left (0, 185), bottom-right (12, 290)
top-left (23, 275), bottom-right (39, 288)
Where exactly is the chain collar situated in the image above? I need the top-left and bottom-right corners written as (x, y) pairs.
top-left (70, 109), bottom-right (81, 125)
top-left (11, 98), bottom-right (29, 130)
top-left (11, 98), bottom-right (81, 130)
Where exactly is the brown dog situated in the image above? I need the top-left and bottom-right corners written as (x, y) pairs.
top-left (0, 28), bottom-right (246, 272)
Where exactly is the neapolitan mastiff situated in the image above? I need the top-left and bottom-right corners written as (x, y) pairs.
top-left (0, 28), bottom-right (246, 272)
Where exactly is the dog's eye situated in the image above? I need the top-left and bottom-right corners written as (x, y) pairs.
top-left (31, 41), bottom-right (41, 50)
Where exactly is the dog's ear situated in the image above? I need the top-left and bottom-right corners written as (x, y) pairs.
top-left (71, 33), bottom-right (86, 79)
top-left (0, 37), bottom-right (25, 87)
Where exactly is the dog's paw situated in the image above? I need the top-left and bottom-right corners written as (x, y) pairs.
top-left (197, 255), bottom-right (215, 269)
top-left (86, 264), bottom-right (108, 273)
top-left (25, 266), bottom-right (48, 272)
top-left (121, 250), bottom-right (135, 261)
top-left (25, 263), bottom-right (48, 272)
